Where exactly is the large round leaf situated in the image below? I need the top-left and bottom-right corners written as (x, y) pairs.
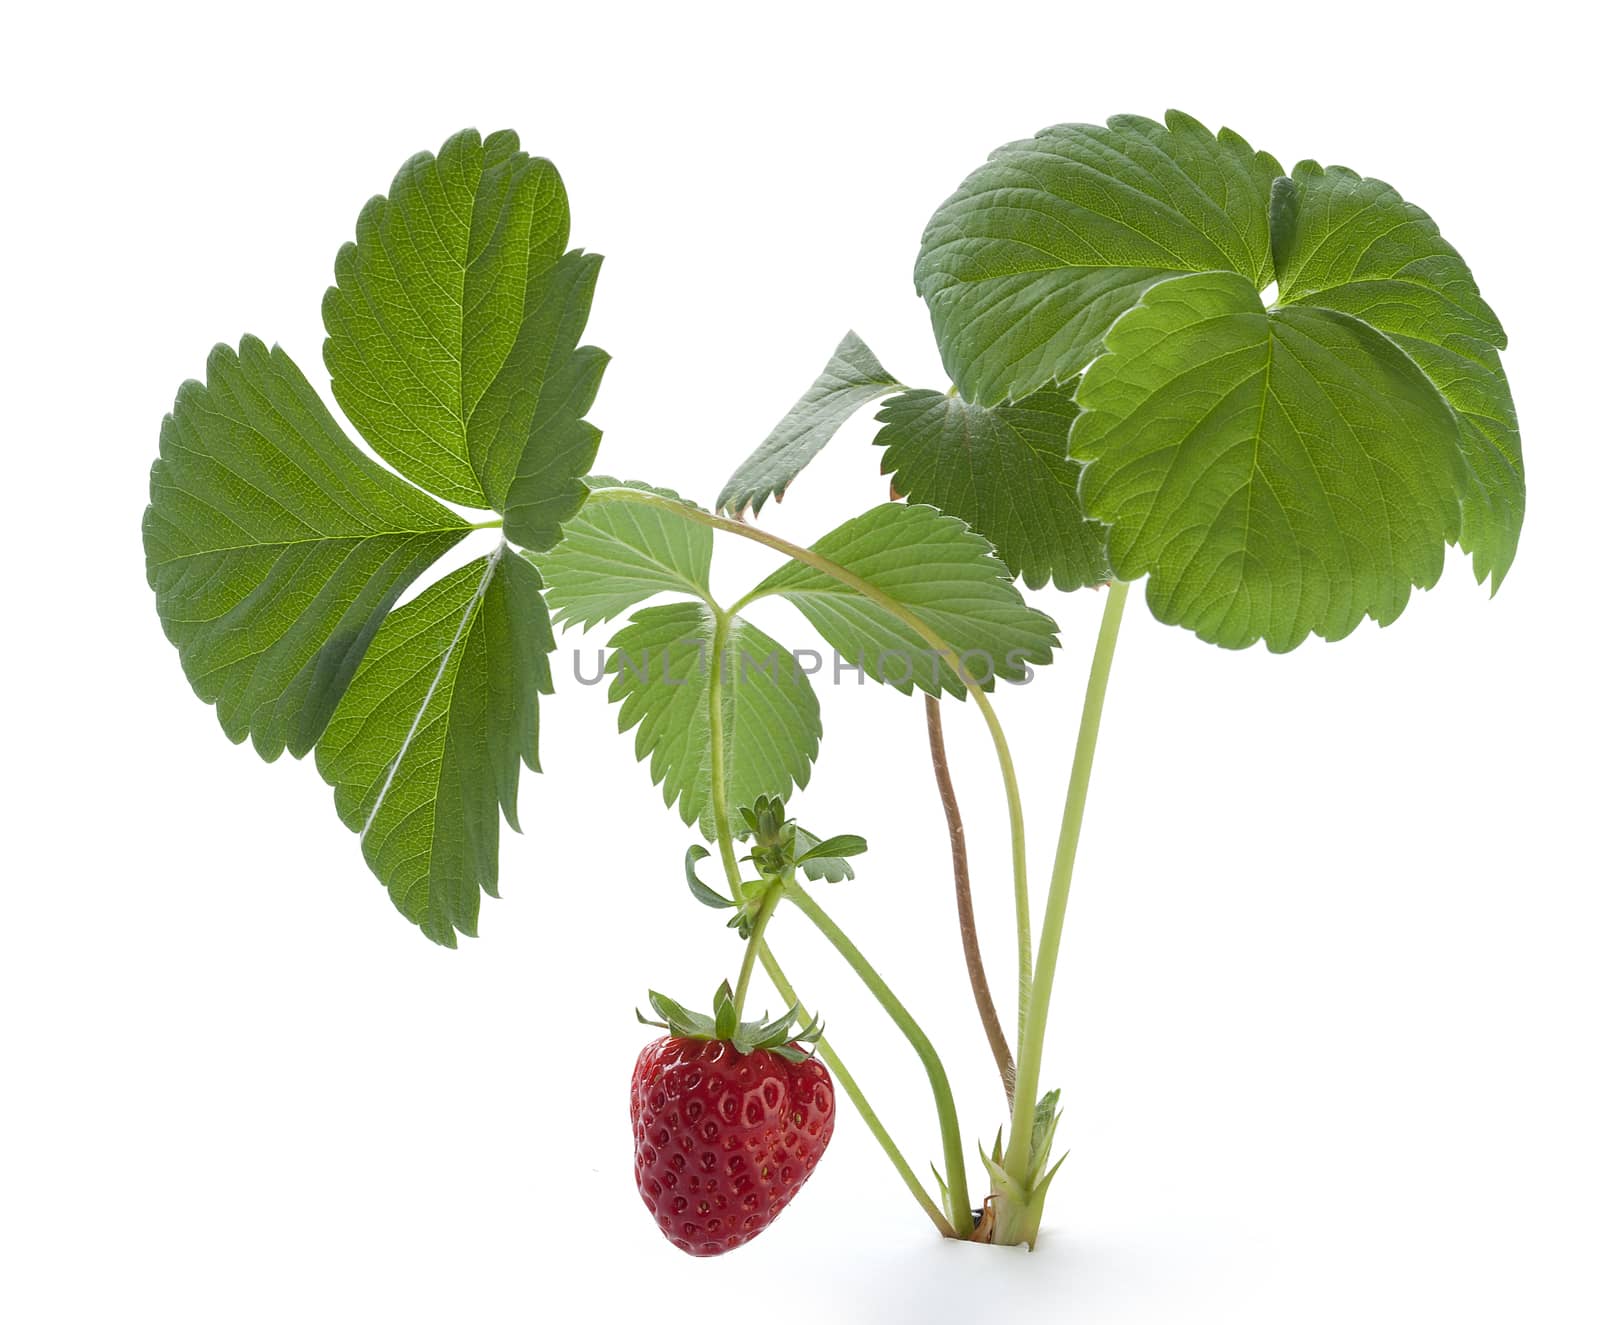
top-left (915, 111), bottom-right (1281, 406)
top-left (1072, 272), bottom-right (1468, 651)
top-left (921, 111), bottom-right (1524, 645)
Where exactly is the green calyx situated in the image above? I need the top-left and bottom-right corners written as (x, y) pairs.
top-left (682, 797), bottom-right (868, 940)
top-left (742, 795), bottom-right (868, 889)
top-left (636, 980), bottom-right (823, 1064)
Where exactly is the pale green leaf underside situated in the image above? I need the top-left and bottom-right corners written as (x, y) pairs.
top-left (606, 604), bottom-right (821, 838)
top-left (1273, 161), bottom-right (1522, 588)
top-left (873, 384), bottom-right (1110, 592)
top-left (751, 503), bottom-right (1059, 696)
top-left (1072, 272), bottom-right (1469, 652)
top-left (316, 550), bottom-right (553, 946)
top-left (323, 127), bottom-right (605, 528)
top-left (143, 337), bottom-right (470, 760)
top-left (528, 477), bottom-right (713, 628)
top-left (916, 111), bottom-right (1282, 406)
top-left (793, 826), bottom-right (857, 883)
top-left (717, 331), bottom-right (904, 515)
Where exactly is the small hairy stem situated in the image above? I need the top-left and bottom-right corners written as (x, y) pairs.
top-left (784, 879), bottom-right (975, 1238)
top-left (730, 883), bottom-right (781, 1021)
top-left (704, 608), bottom-right (744, 897)
top-left (758, 943), bottom-right (958, 1239)
top-left (1003, 580), bottom-right (1130, 1196)
top-left (924, 696), bottom-right (1015, 1104)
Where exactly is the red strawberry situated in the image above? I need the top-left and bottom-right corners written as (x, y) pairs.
top-left (632, 986), bottom-right (834, 1256)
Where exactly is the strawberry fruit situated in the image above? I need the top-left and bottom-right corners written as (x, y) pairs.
top-left (632, 983), bottom-right (834, 1256)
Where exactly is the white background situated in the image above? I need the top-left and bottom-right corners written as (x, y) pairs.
top-left (4, 3), bottom-right (1595, 1321)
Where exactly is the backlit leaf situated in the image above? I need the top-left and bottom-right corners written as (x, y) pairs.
top-left (315, 550), bottom-right (554, 945)
top-left (1072, 271), bottom-right (1468, 651)
top-left (323, 128), bottom-right (605, 523)
top-left (143, 336), bottom-right (469, 760)
top-left (606, 603), bottom-right (821, 837)
top-left (529, 478), bottom-right (713, 628)
top-left (750, 504), bottom-right (1059, 695)
top-left (916, 111), bottom-right (1280, 405)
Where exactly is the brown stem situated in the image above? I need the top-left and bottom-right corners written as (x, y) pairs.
top-left (924, 694), bottom-right (1015, 1104)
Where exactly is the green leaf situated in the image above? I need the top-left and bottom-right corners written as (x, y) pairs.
top-left (796, 833), bottom-right (867, 862)
top-left (793, 827), bottom-right (856, 883)
top-left (873, 384), bottom-right (1110, 591)
top-left (1272, 161), bottom-right (1522, 588)
top-left (527, 478), bottom-right (713, 628)
top-left (915, 110), bottom-right (1282, 406)
top-left (322, 128), bottom-right (605, 520)
top-left (498, 251), bottom-right (608, 550)
top-left (1072, 271), bottom-right (1469, 652)
top-left (717, 332), bottom-right (904, 515)
top-left (314, 549), bottom-right (554, 945)
top-left (750, 504), bottom-right (1059, 696)
top-left (606, 604), bottom-right (822, 837)
top-left (143, 336), bottom-right (471, 760)
top-left (482, 552), bottom-right (557, 825)
top-left (683, 844), bottom-right (737, 909)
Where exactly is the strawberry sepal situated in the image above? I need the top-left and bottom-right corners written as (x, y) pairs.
top-left (636, 979), bottom-right (823, 1059)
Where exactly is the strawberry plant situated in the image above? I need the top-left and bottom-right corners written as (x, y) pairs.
top-left (143, 113), bottom-right (1523, 1255)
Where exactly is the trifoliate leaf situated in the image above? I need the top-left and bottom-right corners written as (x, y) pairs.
top-left (717, 332), bottom-right (904, 516)
top-left (1072, 271), bottom-right (1468, 652)
top-left (749, 504), bottom-right (1059, 696)
top-left (322, 128), bottom-right (605, 522)
top-left (606, 604), bottom-right (821, 838)
top-left (916, 111), bottom-right (1281, 405)
top-left (1272, 161), bottom-right (1522, 589)
top-left (873, 385), bottom-right (1110, 591)
top-left (147, 129), bottom-right (610, 945)
top-left (143, 336), bottom-right (470, 760)
top-left (315, 549), bottom-right (554, 945)
top-left (527, 478), bottom-right (713, 628)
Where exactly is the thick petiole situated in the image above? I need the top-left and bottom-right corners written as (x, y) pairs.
top-left (1002, 580), bottom-right (1129, 1224)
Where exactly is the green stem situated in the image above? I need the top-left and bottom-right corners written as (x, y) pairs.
top-left (730, 883), bottom-right (781, 1021)
top-left (758, 943), bottom-right (957, 1239)
top-left (694, 606), bottom-right (951, 1238)
top-left (588, 483), bottom-right (1032, 1039)
top-left (985, 704), bottom-right (1031, 1054)
top-left (467, 518), bottom-right (504, 531)
top-left (703, 607), bottom-right (745, 896)
top-left (1004, 580), bottom-right (1129, 1189)
top-left (785, 879), bottom-right (974, 1238)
